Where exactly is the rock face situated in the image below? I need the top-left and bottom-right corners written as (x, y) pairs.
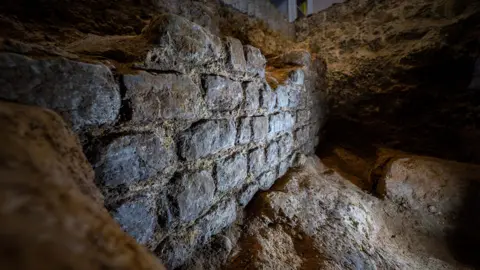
top-left (226, 155), bottom-right (480, 269)
top-left (0, 101), bottom-right (166, 270)
top-left (0, 12), bottom-right (326, 269)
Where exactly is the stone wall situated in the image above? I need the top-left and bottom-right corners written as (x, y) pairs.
top-left (220, 0), bottom-right (295, 38)
top-left (0, 13), bottom-right (324, 269)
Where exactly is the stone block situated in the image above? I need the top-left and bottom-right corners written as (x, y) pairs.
top-left (123, 72), bottom-right (207, 123)
top-left (180, 120), bottom-right (236, 160)
top-left (225, 36), bottom-right (246, 73)
top-left (143, 14), bottom-right (224, 72)
top-left (258, 170), bottom-right (277, 191)
top-left (112, 197), bottom-right (157, 246)
top-left (0, 53), bottom-right (120, 130)
top-left (276, 85), bottom-right (289, 108)
top-left (294, 127), bottom-right (309, 146)
top-left (196, 198), bottom-right (237, 244)
top-left (96, 133), bottom-right (177, 187)
top-left (288, 85), bottom-right (305, 108)
top-left (266, 141), bottom-right (280, 165)
top-left (216, 153), bottom-right (248, 192)
top-left (244, 81), bottom-right (260, 113)
top-left (260, 83), bottom-right (277, 112)
top-left (244, 45), bottom-right (266, 77)
top-left (252, 116), bottom-right (268, 142)
top-left (296, 110), bottom-right (311, 125)
top-left (173, 170), bottom-right (216, 223)
top-left (269, 112), bottom-right (295, 136)
top-left (238, 183), bottom-right (259, 206)
top-left (279, 134), bottom-right (294, 159)
top-left (203, 75), bottom-right (243, 111)
top-left (288, 69), bottom-right (305, 85)
top-left (248, 148), bottom-right (266, 177)
top-left (237, 117), bottom-right (251, 145)
top-left (278, 159), bottom-right (290, 178)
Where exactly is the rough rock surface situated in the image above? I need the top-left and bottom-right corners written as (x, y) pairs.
top-left (226, 155), bottom-right (480, 269)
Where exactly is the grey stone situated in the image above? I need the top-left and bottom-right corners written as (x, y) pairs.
top-left (225, 36), bottom-right (246, 73)
top-left (196, 198), bottom-right (237, 244)
top-left (244, 81), bottom-right (261, 113)
top-left (297, 110), bottom-right (311, 124)
top-left (143, 14), bottom-right (224, 72)
top-left (288, 85), bottom-right (305, 108)
top-left (180, 120), bottom-right (236, 160)
top-left (112, 197), bottom-right (157, 246)
top-left (276, 85), bottom-right (290, 108)
top-left (174, 170), bottom-right (215, 223)
top-left (123, 72), bottom-right (207, 123)
top-left (203, 75), bottom-right (243, 111)
top-left (216, 153), bottom-right (248, 192)
top-left (295, 127), bottom-right (309, 146)
top-left (278, 159), bottom-right (290, 178)
top-left (279, 133), bottom-right (294, 158)
top-left (96, 133), bottom-right (177, 187)
top-left (252, 116), bottom-right (268, 142)
top-left (269, 112), bottom-right (295, 136)
top-left (239, 183), bottom-right (259, 206)
top-left (237, 117), bottom-right (252, 145)
top-left (244, 45), bottom-right (266, 77)
top-left (261, 83), bottom-right (277, 112)
top-left (258, 170), bottom-right (277, 190)
top-left (289, 69), bottom-right (305, 85)
top-left (0, 53), bottom-right (120, 130)
top-left (249, 148), bottom-right (266, 177)
top-left (266, 141), bottom-right (280, 165)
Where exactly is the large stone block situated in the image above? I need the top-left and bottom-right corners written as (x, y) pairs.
top-left (238, 183), bottom-right (259, 206)
top-left (288, 69), bottom-right (305, 85)
top-left (180, 120), bottom-right (236, 160)
top-left (143, 14), bottom-right (224, 72)
top-left (0, 53), bottom-right (120, 130)
top-left (112, 197), bottom-right (157, 246)
top-left (288, 85), bottom-right (306, 109)
top-left (203, 75), bottom-right (243, 111)
top-left (123, 72), bottom-right (207, 123)
top-left (96, 133), bottom-right (177, 187)
top-left (244, 81), bottom-right (261, 113)
top-left (296, 110), bottom-right (311, 125)
top-left (244, 45), bottom-right (267, 77)
top-left (225, 36), bottom-right (246, 73)
top-left (278, 159), bottom-right (290, 178)
top-left (252, 116), bottom-right (268, 142)
top-left (258, 170), bottom-right (277, 190)
top-left (276, 85), bottom-right (290, 108)
top-left (260, 83), bottom-right (277, 112)
top-left (269, 112), bottom-right (295, 136)
top-left (173, 170), bottom-right (216, 223)
top-left (216, 153), bottom-right (248, 192)
top-left (266, 141), bottom-right (280, 165)
top-left (249, 148), bottom-right (266, 177)
top-left (196, 198), bottom-right (237, 244)
top-left (237, 117), bottom-right (251, 145)
top-left (279, 133), bottom-right (294, 159)
top-left (294, 127), bottom-right (309, 146)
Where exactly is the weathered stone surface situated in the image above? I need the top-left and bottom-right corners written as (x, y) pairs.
top-left (296, 110), bottom-right (311, 124)
top-left (216, 153), bottom-right (248, 192)
top-left (252, 116), bottom-right (268, 142)
top-left (196, 198), bottom-right (237, 244)
top-left (239, 183), bottom-right (259, 206)
top-left (248, 148), bottom-right (266, 177)
top-left (244, 81), bottom-right (260, 113)
top-left (237, 117), bottom-right (251, 145)
top-left (112, 197), bottom-right (157, 246)
top-left (244, 45), bottom-right (266, 77)
top-left (266, 141), bottom-right (279, 165)
top-left (225, 36), bottom-right (246, 73)
top-left (294, 127), bottom-right (309, 146)
top-left (269, 112), bottom-right (295, 136)
top-left (260, 83), bottom-right (277, 112)
top-left (288, 69), bottom-right (305, 85)
top-left (258, 170), bottom-right (277, 191)
top-left (174, 170), bottom-right (215, 223)
top-left (0, 101), bottom-right (166, 270)
top-left (180, 120), bottom-right (236, 160)
top-left (278, 159), bottom-right (290, 178)
top-left (269, 50), bottom-right (312, 68)
top-left (279, 134), bottom-right (294, 159)
top-left (143, 14), bottom-right (224, 72)
top-left (276, 85), bottom-right (289, 108)
top-left (288, 85), bottom-right (305, 108)
top-left (123, 72), bottom-right (207, 122)
top-left (96, 133), bottom-right (177, 187)
top-left (203, 75), bottom-right (243, 111)
top-left (0, 53), bottom-right (120, 130)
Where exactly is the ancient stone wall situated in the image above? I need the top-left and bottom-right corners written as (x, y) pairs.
top-left (0, 13), bottom-right (324, 269)
top-left (220, 0), bottom-right (295, 38)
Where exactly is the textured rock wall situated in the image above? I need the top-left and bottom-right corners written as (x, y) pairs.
top-left (0, 13), bottom-right (325, 269)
